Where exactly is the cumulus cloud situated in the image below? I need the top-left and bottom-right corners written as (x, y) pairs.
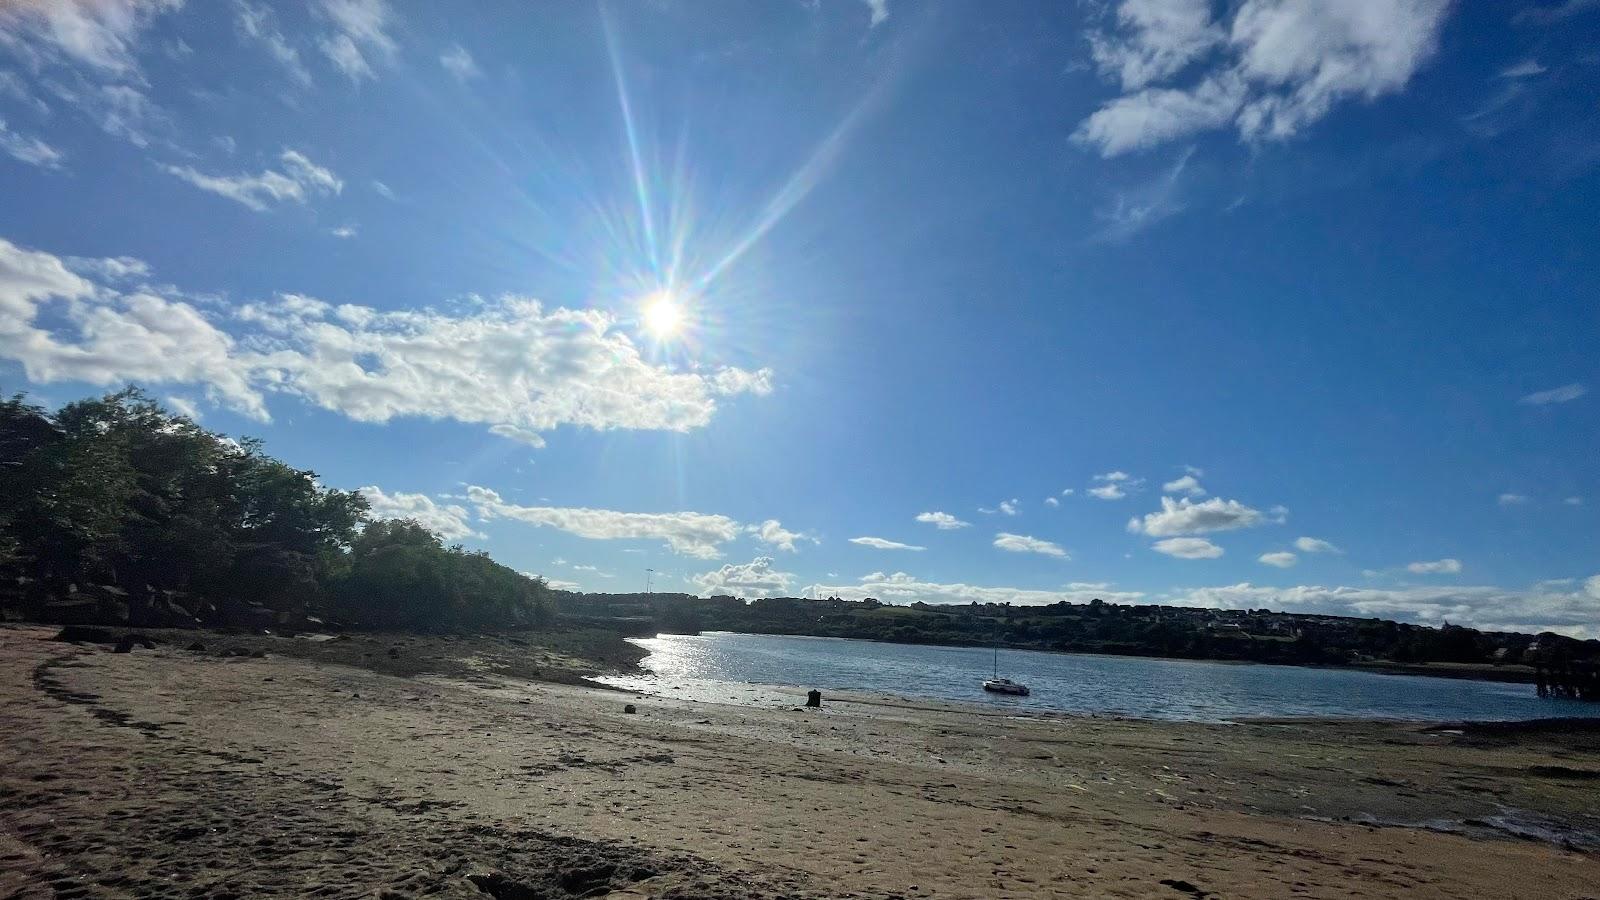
top-left (1407, 558), bottom-right (1462, 575)
top-left (1259, 551), bottom-right (1297, 568)
top-left (0, 237), bottom-right (774, 442)
top-left (1128, 495), bottom-right (1267, 536)
top-left (467, 485), bottom-right (739, 559)
top-left (1153, 537), bottom-right (1224, 559)
top-left (359, 485), bottom-right (482, 540)
top-left (693, 556), bottom-right (796, 598)
top-left (804, 571), bottom-right (1144, 607)
top-left (747, 519), bottom-right (816, 553)
top-left (1294, 536), bottom-right (1341, 554)
top-left (1519, 383), bottom-right (1586, 405)
top-left (1169, 580), bottom-right (1600, 638)
top-left (980, 498), bottom-right (1021, 515)
top-left (440, 44), bottom-right (480, 81)
top-left (163, 149), bottom-right (343, 212)
top-left (1044, 496), bottom-right (1060, 507)
top-left (915, 511), bottom-right (969, 530)
top-left (1088, 471), bottom-right (1141, 500)
top-left (1077, 0), bottom-right (1453, 155)
top-left (993, 532), bottom-right (1068, 558)
top-left (315, 0), bottom-right (397, 81)
top-left (1162, 473), bottom-right (1205, 496)
top-left (0, 119), bottom-right (63, 168)
top-left (849, 536), bottom-right (925, 551)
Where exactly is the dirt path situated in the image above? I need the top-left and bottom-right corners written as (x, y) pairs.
top-left (1, 625), bottom-right (1596, 898)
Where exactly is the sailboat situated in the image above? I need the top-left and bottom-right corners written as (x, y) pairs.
top-left (982, 644), bottom-right (1030, 696)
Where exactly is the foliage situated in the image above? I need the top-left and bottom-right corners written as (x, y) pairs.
top-left (0, 389), bottom-right (550, 631)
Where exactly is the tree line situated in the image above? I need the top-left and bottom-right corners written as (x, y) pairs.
top-left (0, 389), bottom-right (551, 632)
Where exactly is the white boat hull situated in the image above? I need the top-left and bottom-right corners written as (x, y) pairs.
top-left (983, 679), bottom-right (1030, 696)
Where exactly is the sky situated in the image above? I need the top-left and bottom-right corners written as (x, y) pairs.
top-left (0, 0), bottom-right (1597, 637)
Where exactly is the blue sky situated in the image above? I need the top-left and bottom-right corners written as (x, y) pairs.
top-left (1, 0), bottom-right (1596, 635)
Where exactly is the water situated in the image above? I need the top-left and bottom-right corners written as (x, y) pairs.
top-left (599, 632), bottom-right (1600, 723)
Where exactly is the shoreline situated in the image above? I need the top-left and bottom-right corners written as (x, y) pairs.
top-left (3, 623), bottom-right (1598, 897)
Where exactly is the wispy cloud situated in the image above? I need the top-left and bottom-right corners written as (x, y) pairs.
top-left (440, 43), bottom-right (480, 81)
top-left (1153, 537), bottom-right (1224, 559)
top-left (315, 0), bottom-right (398, 82)
top-left (1259, 551), bottom-right (1297, 568)
top-left (0, 119), bottom-right (63, 168)
top-left (1294, 536), bottom-right (1341, 554)
top-left (993, 532), bottom-right (1068, 558)
top-left (1095, 146), bottom-right (1193, 240)
top-left (1519, 382), bottom-right (1587, 405)
top-left (163, 149), bottom-right (343, 212)
top-left (1407, 558), bottom-right (1462, 575)
top-left (849, 536), bottom-right (926, 551)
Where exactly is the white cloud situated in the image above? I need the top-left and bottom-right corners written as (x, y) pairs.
top-left (371, 179), bottom-right (396, 200)
top-left (1088, 470), bottom-right (1142, 500)
top-left (1519, 383), bottom-right (1587, 405)
top-left (1564, 497), bottom-right (1584, 506)
top-left (861, 0), bottom-right (889, 28)
top-left (1077, 0), bottom-right (1452, 155)
top-left (1294, 536), bottom-right (1341, 554)
top-left (467, 485), bottom-right (739, 559)
top-left (1061, 488), bottom-right (1076, 496)
top-left (163, 394), bottom-right (200, 419)
top-left (440, 43), bottom-right (480, 81)
top-left (163, 149), bottom-right (343, 212)
top-left (1169, 580), bottom-right (1600, 638)
top-left (1153, 537), bottom-right (1224, 559)
top-left (1162, 473), bottom-right (1205, 496)
top-left (1044, 496), bottom-right (1060, 507)
top-left (0, 237), bottom-right (267, 418)
top-left (1090, 0), bottom-right (1223, 91)
top-left (359, 484), bottom-right (482, 541)
top-left (1258, 551), bottom-right (1297, 568)
top-left (1498, 59), bottom-right (1547, 79)
top-left (235, 1), bottom-right (312, 86)
top-left (330, 224), bottom-right (357, 239)
top-left (1407, 558), bottom-right (1462, 575)
top-left (0, 119), bottom-right (63, 168)
top-left (915, 511), bottom-right (970, 530)
top-left (747, 519), bottom-right (816, 553)
top-left (693, 556), bottom-right (796, 598)
top-left (804, 571), bottom-right (1144, 606)
top-left (849, 536), bottom-right (925, 551)
top-left (1095, 145), bottom-right (1195, 239)
top-left (1498, 493), bottom-right (1530, 507)
top-left (315, 0), bottom-right (397, 82)
top-left (979, 498), bottom-right (1021, 515)
top-left (993, 532), bottom-right (1068, 558)
top-left (1, 237), bottom-right (774, 441)
top-left (64, 254), bottom-right (150, 282)
top-left (0, 0), bottom-right (183, 76)
top-left (1128, 495), bottom-right (1267, 536)
top-left (1589, 575), bottom-right (1600, 600)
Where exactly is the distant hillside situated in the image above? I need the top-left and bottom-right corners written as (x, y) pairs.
top-left (554, 589), bottom-right (1600, 683)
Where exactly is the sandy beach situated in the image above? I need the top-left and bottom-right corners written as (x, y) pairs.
top-left (2, 624), bottom-right (1597, 899)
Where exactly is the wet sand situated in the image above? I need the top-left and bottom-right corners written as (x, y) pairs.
top-left (1, 624), bottom-right (1596, 898)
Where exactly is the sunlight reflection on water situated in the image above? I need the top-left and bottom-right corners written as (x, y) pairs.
top-left (596, 632), bottom-right (1600, 723)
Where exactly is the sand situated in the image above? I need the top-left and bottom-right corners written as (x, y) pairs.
top-left (1, 624), bottom-right (1597, 899)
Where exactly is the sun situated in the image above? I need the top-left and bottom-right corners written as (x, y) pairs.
top-left (641, 291), bottom-right (684, 338)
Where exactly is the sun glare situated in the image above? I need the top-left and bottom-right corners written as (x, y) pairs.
top-left (641, 292), bottom-right (684, 338)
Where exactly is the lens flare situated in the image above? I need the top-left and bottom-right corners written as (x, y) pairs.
top-left (641, 292), bottom-right (684, 338)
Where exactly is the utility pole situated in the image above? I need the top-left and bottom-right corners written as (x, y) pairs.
top-left (644, 568), bottom-right (654, 595)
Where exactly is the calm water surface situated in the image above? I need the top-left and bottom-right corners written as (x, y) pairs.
top-left (599, 631), bottom-right (1599, 723)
